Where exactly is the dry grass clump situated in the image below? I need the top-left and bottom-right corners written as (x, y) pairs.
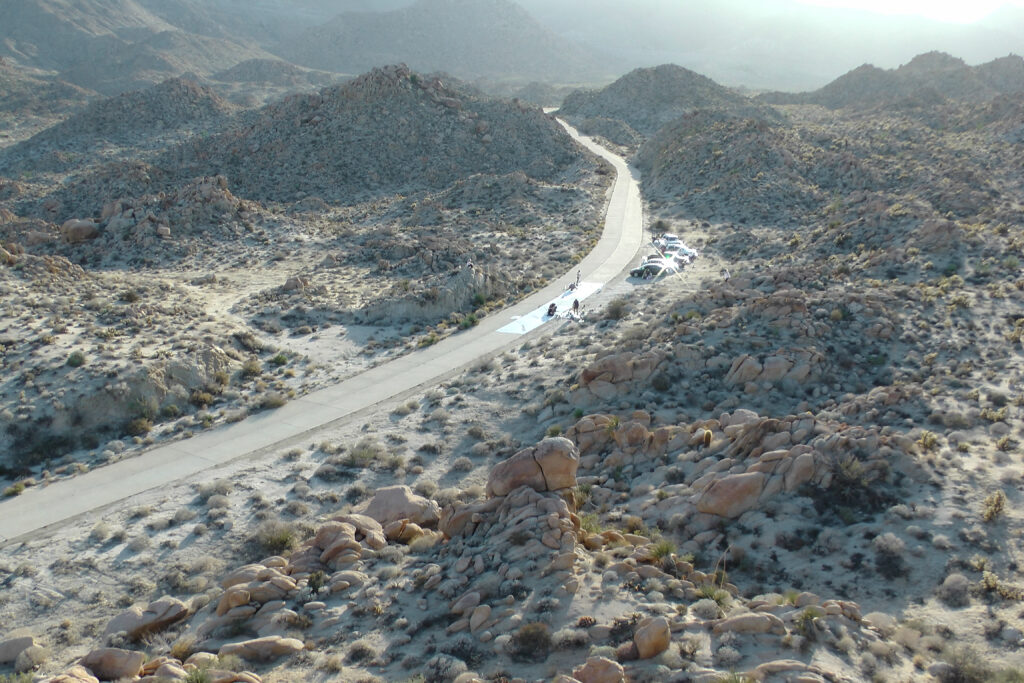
top-left (982, 490), bottom-right (1007, 522)
top-left (509, 622), bottom-right (552, 662)
top-left (197, 479), bottom-right (233, 502)
top-left (253, 519), bottom-right (300, 555)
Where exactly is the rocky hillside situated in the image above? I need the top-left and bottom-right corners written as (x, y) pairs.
top-left (636, 95), bottom-right (1021, 225)
top-left (166, 64), bottom-right (589, 204)
top-left (558, 64), bottom-right (768, 140)
top-left (0, 0), bottom-right (282, 96)
top-left (281, 0), bottom-right (606, 82)
top-left (759, 51), bottom-right (1024, 110)
top-left (0, 78), bottom-right (235, 178)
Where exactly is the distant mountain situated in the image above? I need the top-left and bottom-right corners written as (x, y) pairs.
top-left (0, 0), bottom-right (175, 71)
top-left (758, 52), bottom-right (1024, 109)
top-left (518, 0), bottom-right (1024, 91)
top-left (281, 0), bottom-right (608, 82)
top-left (0, 0), bottom-right (279, 95)
top-left (558, 64), bottom-right (769, 137)
top-left (56, 30), bottom-right (274, 96)
top-left (163, 64), bottom-right (588, 204)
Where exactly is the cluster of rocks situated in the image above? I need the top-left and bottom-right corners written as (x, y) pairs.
top-left (564, 405), bottom-right (905, 530)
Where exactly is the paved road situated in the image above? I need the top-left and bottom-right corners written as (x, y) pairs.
top-left (0, 121), bottom-right (645, 547)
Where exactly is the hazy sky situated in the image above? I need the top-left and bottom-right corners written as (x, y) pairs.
top-left (796, 0), bottom-right (1024, 23)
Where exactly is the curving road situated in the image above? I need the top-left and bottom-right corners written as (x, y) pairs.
top-left (0, 121), bottom-right (644, 547)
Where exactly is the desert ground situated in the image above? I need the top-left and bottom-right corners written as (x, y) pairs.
top-left (0, 30), bottom-right (1023, 683)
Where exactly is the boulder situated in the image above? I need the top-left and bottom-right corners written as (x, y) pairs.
top-left (79, 647), bottom-right (146, 680)
top-left (359, 485), bottom-right (440, 527)
top-left (104, 596), bottom-right (189, 640)
top-left (696, 472), bottom-right (766, 518)
top-left (573, 656), bottom-right (625, 683)
top-left (14, 644), bottom-right (48, 672)
top-left (486, 437), bottom-right (579, 497)
top-left (0, 636), bottom-right (34, 664)
top-left (633, 616), bottom-right (670, 659)
top-left (218, 636), bottom-right (304, 661)
top-left (61, 219), bottom-right (99, 243)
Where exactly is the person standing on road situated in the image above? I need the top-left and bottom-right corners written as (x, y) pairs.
top-left (572, 298), bottom-right (580, 316)
top-left (576, 270), bottom-right (581, 287)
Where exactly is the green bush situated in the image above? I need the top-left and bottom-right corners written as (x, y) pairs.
top-left (270, 353), bottom-right (288, 366)
top-left (66, 350), bottom-right (86, 367)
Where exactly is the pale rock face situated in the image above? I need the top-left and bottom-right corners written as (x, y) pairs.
top-left (103, 596), bottom-right (189, 640)
top-left (359, 485), bottom-right (440, 527)
top-left (49, 665), bottom-right (100, 683)
top-left (573, 656), bottom-right (626, 683)
top-left (218, 636), bottom-right (304, 661)
top-left (633, 616), bottom-right (671, 659)
top-left (724, 354), bottom-right (762, 385)
top-left (79, 647), bottom-right (146, 681)
top-left (486, 437), bottom-right (579, 496)
top-left (696, 472), bottom-right (767, 518)
top-left (712, 612), bottom-right (786, 635)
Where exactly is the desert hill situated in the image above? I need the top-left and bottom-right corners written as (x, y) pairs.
top-left (759, 51), bottom-right (1024, 109)
top-left (556, 64), bottom-right (777, 152)
top-left (0, 78), bottom-right (234, 177)
top-left (281, 0), bottom-right (607, 82)
top-left (164, 64), bottom-right (588, 205)
top-left (28, 77), bottom-right (231, 143)
top-left (0, 58), bottom-right (97, 145)
top-left (635, 93), bottom-right (1018, 227)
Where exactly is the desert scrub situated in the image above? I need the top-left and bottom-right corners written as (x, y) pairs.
top-left (126, 417), bottom-right (152, 436)
top-left (509, 622), bottom-right (552, 661)
top-left (605, 297), bottom-right (629, 320)
top-left (241, 357), bottom-right (262, 377)
top-left (345, 437), bottom-right (386, 467)
top-left (259, 391), bottom-right (287, 409)
top-left (982, 490), bottom-right (1007, 522)
top-left (2, 482), bottom-right (25, 497)
top-left (917, 430), bottom-right (939, 451)
top-left (253, 520), bottom-right (299, 555)
top-left (66, 350), bottom-right (86, 367)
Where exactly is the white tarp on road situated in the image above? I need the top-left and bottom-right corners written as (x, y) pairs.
top-left (497, 281), bottom-right (602, 335)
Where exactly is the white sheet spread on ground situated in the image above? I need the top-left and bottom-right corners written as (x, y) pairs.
top-left (497, 281), bottom-right (602, 335)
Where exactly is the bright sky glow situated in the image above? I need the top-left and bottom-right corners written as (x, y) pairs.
top-left (795, 0), bottom-right (1024, 23)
